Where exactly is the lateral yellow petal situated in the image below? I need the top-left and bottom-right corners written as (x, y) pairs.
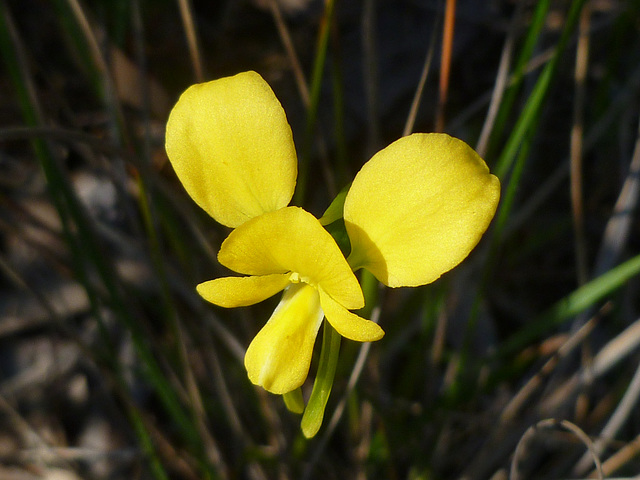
top-left (318, 289), bottom-right (384, 342)
top-left (218, 206), bottom-right (364, 309)
top-left (165, 71), bottom-right (297, 228)
top-left (245, 283), bottom-right (324, 394)
top-left (344, 133), bottom-right (500, 287)
top-left (196, 273), bottom-right (291, 308)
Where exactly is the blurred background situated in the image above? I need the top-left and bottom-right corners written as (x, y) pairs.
top-left (1, 0), bottom-right (640, 478)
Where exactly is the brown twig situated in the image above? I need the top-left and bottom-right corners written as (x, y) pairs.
top-left (510, 419), bottom-right (603, 480)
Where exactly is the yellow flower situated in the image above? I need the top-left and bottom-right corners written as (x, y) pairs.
top-left (165, 70), bottom-right (500, 395)
top-left (197, 206), bottom-right (383, 394)
top-left (165, 71), bottom-right (382, 395)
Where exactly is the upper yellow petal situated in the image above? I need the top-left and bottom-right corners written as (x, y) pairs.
top-left (218, 206), bottom-right (364, 309)
top-left (165, 71), bottom-right (297, 228)
top-left (344, 133), bottom-right (500, 287)
top-left (245, 283), bottom-right (324, 394)
top-left (196, 273), bottom-right (291, 308)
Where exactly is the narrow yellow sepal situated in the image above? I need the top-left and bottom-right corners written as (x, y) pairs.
top-left (196, 273), bottom-right (291, 308)
top-left (245, 283), bottom-right (324, 394)
top-left (217, 206), bottom-right (365, 310)
top-left (165, 71), bottom-right (297, 228)
top-left (344, 133), bottom-right (500, 287)
top-left (318, 289), bottom-right (384, 342)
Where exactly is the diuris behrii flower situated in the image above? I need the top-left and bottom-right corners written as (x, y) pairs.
top-left (165, 71), bottom-right (500, 396)
top-left (195, 206), bottom-right (383, 394)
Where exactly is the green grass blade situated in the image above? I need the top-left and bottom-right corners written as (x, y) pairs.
top-left (494, 0), bottom-right (587, 181)
top-left (485, 0), bottom-right (550, 162)
top-left (497, 253), bottom-right (640, 359)
top-left (294, 0), bottom-right (336, 205)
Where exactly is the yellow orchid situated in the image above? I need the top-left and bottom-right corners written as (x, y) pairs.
top-left (165, 70), bottom-right (500, 397)
top-left (196, 205), bottom-right (384, 394)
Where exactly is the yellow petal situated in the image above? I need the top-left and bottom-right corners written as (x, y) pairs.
top-left (218, 206), bottom-right (364, 309)
top-left (318, 289), bottom-right (384, 342)
top-left (165, 71), bottom-right (297, 228)
top-left (196, 273), bottom-right (291, 308)
top-left (344, 133), bottom-right (500, 287)
top-left (245, 283), bottom-right (324, 394)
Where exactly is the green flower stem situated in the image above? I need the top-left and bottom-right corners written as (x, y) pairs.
top-left (301, 320), bottom-right (342, 438)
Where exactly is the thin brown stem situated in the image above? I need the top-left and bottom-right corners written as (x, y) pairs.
top-left (177, 0), bottom-right (204, 82)
top-left (435, 0), bottom-right (456, 132)
top-left (570, 2), bottom-right (592, 285)
top-left (403, 10), bottom-right (440, 137)
top-left (267, 0), bottom-right (310, 106)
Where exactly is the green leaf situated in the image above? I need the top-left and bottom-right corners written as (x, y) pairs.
top-left (498, 253), bottom-right (640, 359)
